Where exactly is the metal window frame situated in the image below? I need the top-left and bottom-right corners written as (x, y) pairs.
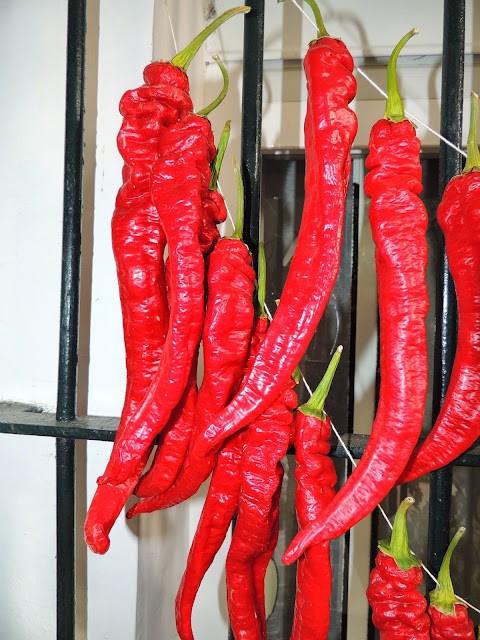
top-left (0, 0), bottom-right (477, 638)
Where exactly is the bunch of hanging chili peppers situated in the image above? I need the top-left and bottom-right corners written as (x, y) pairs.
top-left (84, 0), bottom-right (480, 635)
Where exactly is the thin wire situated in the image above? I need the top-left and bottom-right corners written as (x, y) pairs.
top-left (164, 0), bottom-right (178, 54)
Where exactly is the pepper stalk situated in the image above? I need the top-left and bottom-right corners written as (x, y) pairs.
top-left (384, 29), bottom-right (419, 123)
top-left (429, 527), bottom-right (466, 616)
top-left (198, 55), bottom-right (229, 117)
top-left (255, 242), bottom-right (267, 319)
top-left (210, 120), bottom-right (231, 191)
top-left (464, 92), bottom-right (480, 173)
top-left (171, 6), bottom-right (250, 72)
top-left (378, 497), bottom-right (421, 572)
top-left (299, 346), bottom-right (342, 421)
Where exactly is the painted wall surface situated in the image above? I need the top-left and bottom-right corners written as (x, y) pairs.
top-left (1, 0), bottom-right (479, 638)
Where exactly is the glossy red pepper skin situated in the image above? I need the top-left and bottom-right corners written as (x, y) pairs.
top-left (175, 431), bottom-right (244, 640)
top-left (175, 318), bottom-right (268, 640)
top-left (84, 63), bottom-right (191, 554)
top-left (290, 410), bottom-right (337, 640)
top-left (367, 551), bottom-right (430, 640)
top-left (128, 239), bottom-right (256, 512)
top-left (398, 171), bottom-right (480, 484)
top-left (283, 118), bottom-right (429, 564)
top-left (226, 381), bottom-right (297, 640)
top-left (194, 36), bottom-right (357, 458)
top-left (98, 111), bottom-right (217, 487)
top-left (428, 604), bottom-right (475, 640)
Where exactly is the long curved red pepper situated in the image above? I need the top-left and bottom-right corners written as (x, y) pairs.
top-left (194, 4), bottom-right (357, 459)
top-left (428, 527), bottom-right (475, 640)
top-left (175, 312), bottom-right (269, 640)
top-left (134, 122), bottom-right (231, 496)
top-left (398, 92), bottom-right (480, 484)
top-left (225, 380), bottom-right (297, 640)
top-left (283, 30), bottom-right (430, 565)
top-left (290, 347), bottom-right (341, 640)
top-left (94, 7), bottom-right (249, 488)
top-left (128, 163), bottom-right (255, 512)
top-left (84, 63), bottom-right (191, 554)
top-left (366, 498), bottom-right (430, 639)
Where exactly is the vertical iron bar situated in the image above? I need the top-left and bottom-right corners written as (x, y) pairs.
top-left (56, 0), bottom-right (87, 638)
top-left (427, 0), bottom-right (465, 592)
top-left (229, 4), bottom-right (265, 638)
top-left (240, 0), bottom-right (265, 262)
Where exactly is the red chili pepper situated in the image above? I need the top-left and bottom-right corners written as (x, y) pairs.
top-left (128, 159), bottom-right (256, 513)
top-left (175, 306), bottom-right (269, 640)
top-left (94, 7), bottom-right (249, 489)
top-left (397, 92), bottom-right (480, 485)
top-left (83, 63), bottom-right (189, 554)
top-left (366, 497), bottom-right (430, 639)
top-left (428, 527), bottom-right (475, 640)
top-left (225, 382), bottom-right (296, 640)
top-left (283, 29), bottom-right (430, 565)
top-left (225, 258), bottom-right (298, 639)
top-left (194, 2), bottom-right (357, 459)
top-left (134, 122), bottom-right (231, 496)
top-left (290, 347), bottom-right (341, 640)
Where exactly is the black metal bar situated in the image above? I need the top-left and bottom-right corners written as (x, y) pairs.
top-left (240, 0), bottom-right (265, 261)
top-left (56, 0), bottom-right (87, 637)
top-left (427, 0), bottom-right (465, 592)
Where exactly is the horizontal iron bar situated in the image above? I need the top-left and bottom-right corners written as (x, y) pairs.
top-left (1, 403), bottom-right (479, 468)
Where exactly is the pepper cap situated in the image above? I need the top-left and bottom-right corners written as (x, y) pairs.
top-left (464, 92), bottom-right (480, 173)
top-left (378, 497), bottom-right (421, 571)
top-left (429, 527), bottom-right (466, 616)
top-left (299, 346), bottom-right (342, 421)
top-left (171, 6), bottom-right (250, 72)
top-left (384, 29), bottom-right (418, 123)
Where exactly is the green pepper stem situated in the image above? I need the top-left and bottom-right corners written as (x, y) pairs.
top-left (171, 6), bottom-right (250, 72)
top-left (429, 527), bottom-right (466, 615)
top-left (384, 28), bottom-right (418, 123)
top-left (255, 242), bottom-right (267, 318)
top-left (378, 497), bottom-right (421, 571)
top-left (198, 55), bottom-right (229, 117)
top-left (464, 92), bottom-right (480, 172)
top-left (302, 0), bottom-right (329, 39)
top-left (232, 158), bottom-right (245, 240)
top-left (209, 120), bottom-right (231, 191)
top-left (299, 346), bottom-right (342, 420)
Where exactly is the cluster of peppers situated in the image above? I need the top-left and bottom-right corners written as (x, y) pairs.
top-left (367, 498), bottom-right (475, 640)
top-left (84, 0), bottom-right (480, 636)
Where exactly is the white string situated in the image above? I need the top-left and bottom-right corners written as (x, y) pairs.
top-left (164, 0), bottom-right (178, 54)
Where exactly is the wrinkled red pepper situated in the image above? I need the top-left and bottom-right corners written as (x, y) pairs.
top-left (135, 121), bottom-right (231, 496)
top-left (96, 8), bottom-right (249, 488)
top-left (366, 497), bottom-right (430, 640)
top-left (290, 347), bottom-right (341, 640)
top-left (428, 527), bottom-right (475, 640)
top-left (84, 62), bottom-right (191, 554)
top-left (398, 91), bottom-right (480, 484)
top-left (128, 160), bottom-right (255, 514)
top-left (194, 2), bottom-right (357, 459)
top-left (283, 29), bottom-right (429, 565)
top-left (175, 309), bottom-right (269, 640)
top-left (225, 379), bottom-right (297, 640)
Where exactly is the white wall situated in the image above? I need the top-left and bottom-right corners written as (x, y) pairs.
top-left (1, 0), bottom-right (479, 639)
